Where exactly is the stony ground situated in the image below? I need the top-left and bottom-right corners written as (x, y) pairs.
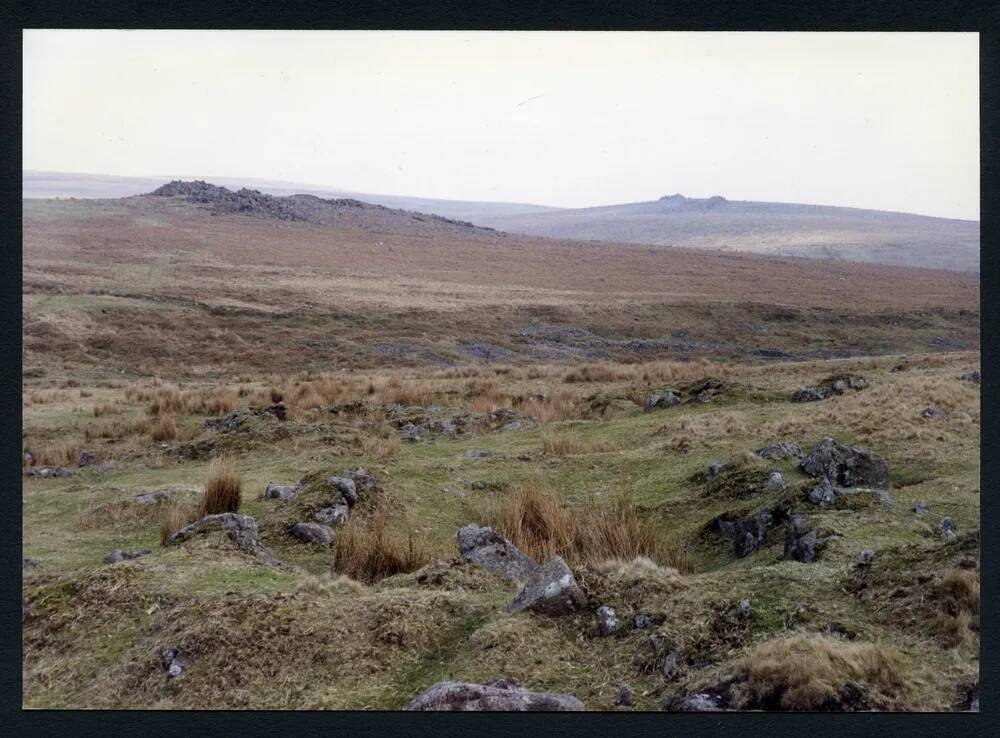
top-left (22, 191), bottom-right (980, 711)
top-left (22, 353), bottom-right (980, 710)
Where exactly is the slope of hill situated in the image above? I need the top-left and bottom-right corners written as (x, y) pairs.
top-left (474, 194), bottom-right (981, 273)
top-left (22, 170), bottom-right (561, 222)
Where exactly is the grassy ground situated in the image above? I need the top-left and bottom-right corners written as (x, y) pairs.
top-left (22, 352), bottom-right (980, 710)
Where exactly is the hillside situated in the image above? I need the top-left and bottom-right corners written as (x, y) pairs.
top-left (22, 170), bottom-right (561, 223)
top-left (22, 191), bottom-right (978, 381)
top-left (474, 194), bottom-right (981, 273)
top-left (21, 188), bottom-right (980, 711)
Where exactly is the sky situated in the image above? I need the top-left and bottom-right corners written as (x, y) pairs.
top-left (23, 30), bottom-right (979, 220)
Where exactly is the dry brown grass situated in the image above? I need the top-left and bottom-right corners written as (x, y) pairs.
top-left (198, 456), bottom-right (242, 516)
top-left (541, 431), bottom-right (614, 456)
top-left (149, 414), bottom-right (178, 442)
top-left (360, 433), bottom-right (401, 461)
top-left (729, 634), bottom-right (908, 711)
top-left (332, 507), bottom-right (440, 583)
top-left (160, 499), bottom-right (200, 545)
top-left (484, 482), bottom-right (690, 572)
top-left (25, 439), bottom-right (95, 467)
top-left (933, 569), bottom-right (980, 648)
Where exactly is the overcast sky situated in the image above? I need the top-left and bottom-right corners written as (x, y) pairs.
top-left (23, 31), bottom-right (979, 219)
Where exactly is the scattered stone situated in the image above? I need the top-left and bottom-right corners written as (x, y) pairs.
top-left (23, 557), bottom-right (41, 570)
top-left (94, 464), bottom-right (113, 474)
top-left (808, 478), bottom-right (837, 506)
top-left (103, 549), bottom-right (151, 564)
top-left (633, 614), bottom-right (653, 630)
top-left (161, 648), bottom-right (190, 679)
top-left (662, 651), bottom-right (679, 679)
top-left (314, 505), bottom-right (349, 526)
top-left (736, 598), bottom-right (752, 619)
top-left (78, 448), bottom-right (96, 467)
top-left (267, 401), bottom-right (287, 421)
top-left (264, 482), bottom-right (297, 502)
top-left (25, 466), bottom-right (72, 478)
top-left (596, 606), bottom-right (620, 636)
top-left (766, 471), bottom-right (785, 491)
top-left (133, 491), bottom-right (170, 505)
top-left (705, 462), bottom-right (724, 478)
top-left (792, 375), bottom-right (867, 403)
top-left (407, 680), bottom-right (585, 711)
top-left (457, 524), bottom-right (539, 582)
top-left (791, 386), bottom-right (830, 403)
top-left (204, 411), bottom-right (244, 432)
top-left (922, 406), bottom-right (945, 420)
top-left (166, 513), bottom-right (260, 553)
top-left (754, 441), bottom-right (803, 461)
top-left (463, 449), bottom-right (493, 458)
top-left (615, 685), bottom-right (633, 707)
top-left (890, 363), bottom-right (907, 372)
top-left (401, 423), bottom-right (424, 442)
top-left (959, 371), bottom-right (980, 384)
top-left (291, 522), bottom-right (335, 546)
top-left (783, 513), bottom-right (817, 563)
top-left (643, 391), bottom-right (681, 413)
top-left (800, 438), bottom-right (891, 489)
top-left (858, 550), bottom-right (877, 564)
top-left (326, 476), bottom-right (358, 506)
top-left (509, 556), bottom-right (587, 616)
top-left (717, 511), bottom-right (773, 558)
top-left (938, 516), bottom-right (958, 541)
top-left (664, 692), bottom-right (724, 712)
top-left (913, 501), bottom-right (929, 516)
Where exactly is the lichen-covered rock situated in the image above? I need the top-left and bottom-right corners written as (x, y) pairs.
top-left (717, 511), bottom-right (773, 558)
top-left (326, 476), bottom-right (358, 506)
top-left (596, 606), bottom-right (619, 636)
top-left (314, 505), bottom-right (349, 526)
top-left (161, 648), bottom-right (190, 679)
top-left (78, 448), bottom-right (97, 467)
top-left (25, 466), bottom-right (72, 478)
top-left (754, 441), bottom-right (803, 461)
top-left (912, 501), bottom-right (929, 516)
top-left (808, 476), bottom-right (893, 509)
top-left (264, 482), bottom-right (297, 502)
top-left (783, 513), bottom-right (817, 563)
top-left (664, 692), bottom-right (725, 712)
top-left (644, 391), bottom-right (681, 413)
top-left (291, 522), bottom-right (335, 546)
top-left (938, 516), bottom-right (958, 541)
top-left (457, 523), bottom-right (538, 581)
top-left (615, 685), bottom-right (633, 706)
top-left (509, 556), bottom-right (587, 615)
top-left (103, 549), bottom-right (151, 564)
top-left (800, 438), bottom-right (891, 489)
top-left (922, 406), bottom-right (945, 420)
top-left (407, 680), bottom-right (585, 711)
top-left (766, 471), bottom-right (785, 491)
top-left (166, 513), bottom-right (260, 552)
top-left (808, 478), bottom-right (836, 506)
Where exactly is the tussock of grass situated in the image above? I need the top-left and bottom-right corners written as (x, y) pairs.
top-left (199, 456), bottom-right (242, 516)
top-left (484, 483), bottom-right (691, 572)
top-left (160, 500), bottom-right (200, 545)
top-left (149, 414), bottom-right (177, 442)
top-left (333, 508), bottom-right (441, 584)
top-left (933, 569), bottom-right (980, 648)
top-left (729, 634), bottom-right (907, 711)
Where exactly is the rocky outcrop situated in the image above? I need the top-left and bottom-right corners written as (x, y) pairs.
top-left (792, 375), bottom-right (868, 403)
top-left (291, 522), bottom-right (335, 546)
top-left (407, 680), bottom-right (585, 711)
top-left (165, 513), bottom-right (261, 553)
top-left (717, 512), bottom-right (774, 558)
top-left (596, 606), bottom-right (620, 636)
top-left (509, 556), bottom-right (587, 615)
top-left (644, 391), bottom-right (681, 413)
top-left (799, 438), bottom-right (891, 489)
top-left (783, 513), bottom-right (817, 563)
top-left (133, 491), bottom-right (170, 505)
top-left (25, 466), bottom-right (71, 478)
top-left (664, 692), bottom-right (726, 712)
top-left (315, 505), bottom-right (349, 526)
top-left (806, 477), bottom-right (894, 509)
top-left (264, 482), bottom-right (297, 502)
top-left (457, 524), bottom-right (538, 582)
top-left (755, 441), bottom-right (803, 461)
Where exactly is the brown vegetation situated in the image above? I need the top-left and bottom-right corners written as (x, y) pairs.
top-left (198, 456), bottom-right (242, 516)
top-left (332, 507), bottom-right (439, 583)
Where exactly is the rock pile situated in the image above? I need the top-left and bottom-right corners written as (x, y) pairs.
top-left (407, 680), bottom-right (584, 711)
